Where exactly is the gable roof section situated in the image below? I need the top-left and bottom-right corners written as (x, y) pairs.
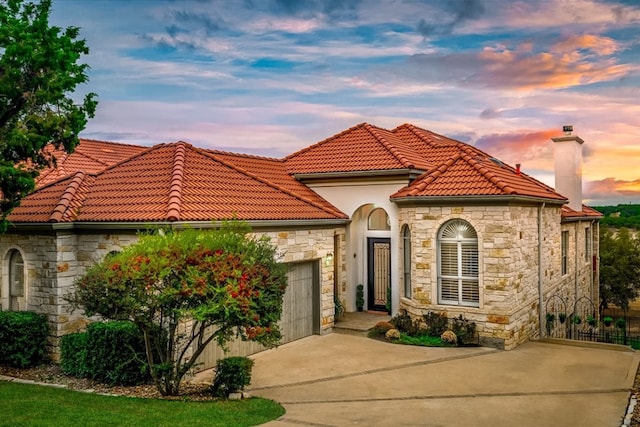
top-left (284, 122), bottom-right (431, 174)
top-left (36, 139), bottom-right (146, 187)
top-left (9, 142), bottom-right (347, 224)
top-left (391, 147), bottom-right (566, 201)
top-left (389, 124), bottom-right (567, 202)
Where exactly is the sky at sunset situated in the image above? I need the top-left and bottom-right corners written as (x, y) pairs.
top-left (48, 0), bottom-right (640, 206)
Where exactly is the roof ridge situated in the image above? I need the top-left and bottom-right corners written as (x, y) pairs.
top-left (49, 171), bottom-right (86, 222)
top-left (459, 150), bottom-right (516, 195)
top-left (74, 149), bottom-right (110, 167)
top-left (283, 122), bottom-right (368, 162)
top-left (166, 143), bottom-right (186, 221)
top-left (363, 124), bottom-right (416, 169)
top-left (208, 148), bottom-right (282, 162)
top-left (403, 154), bottom-right (461, 196)
top-left (200, 148), bottom-right (346, 218)
top-left (394, 123), bottom-right (438, 148)
top-left (78, 138), bottom-right (146, 149)
top-left (95, 143), bottom-right (166, 175)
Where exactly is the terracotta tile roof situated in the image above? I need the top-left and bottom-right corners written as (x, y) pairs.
top-left (561, 205), bottom-right (603, 219)
top-left (36, 139), bottom-right (146, 187)
top-left (284, 123), bottom-right (432, 174)
top-left (9, 142), bottom-right (347, 223)
top-left (283, 121), bottom-right (567, 202)
top-left (11, 121), bottom-right (595, 225)
top-left (210, 150), bottom-right (342, 213)
top-left (391, 144), bottom-right (567, 201)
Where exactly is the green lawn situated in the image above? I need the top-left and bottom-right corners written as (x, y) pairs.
top-left (0, 381), bottom-right (284, 427)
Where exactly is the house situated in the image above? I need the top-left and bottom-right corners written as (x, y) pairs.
top-left (0, 123), bottom-right (601, 362)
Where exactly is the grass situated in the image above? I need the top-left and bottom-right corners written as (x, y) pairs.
top-left (0, 381), bottom-right (284, 427)
top-left (396, 334), bottom-right (453, 347)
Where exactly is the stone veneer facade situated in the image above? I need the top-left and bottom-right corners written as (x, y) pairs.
top-left (0, 225), bottom-right (344, 360)
top-left (397, 203), bottom-right (599, 350)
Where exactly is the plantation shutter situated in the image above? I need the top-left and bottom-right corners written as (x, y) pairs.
top-left (9, 250), bottom-right (25, 310)
top-left (438, 220), bottom-right (479, 307)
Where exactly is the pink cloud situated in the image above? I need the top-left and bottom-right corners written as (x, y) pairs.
top-left (404, 33), bottom-right (634, 91)
top-left (586, 178), bottom-right (640, 200)
top-left (474, 129), bottom-right (558, 164)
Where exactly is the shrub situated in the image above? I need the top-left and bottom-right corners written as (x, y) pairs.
top-left (450, 315), bottom-right (477, 346)
top-left (385, 328), bottom-right (400, 341)
top-left (85, 321), bottom-right (151, 386)
top-left (0, 311), bottom-right (48, 368)
top-left (422, 311), bottom-right (448, 337)
top-left (212, 356), bottom-right (255, 398)
top-left (390, 310), bottom-right (420, 336)
top-left (367, 321), bottom-right (394, 338)
top-left (440, 330), bottom-right (457, 344)
top-left (60, 332), bottom-right (88, 377)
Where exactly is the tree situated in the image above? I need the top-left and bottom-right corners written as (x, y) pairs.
top-left (69, 223), bottom-right (288, 396)
top-left (599, 227), bottom-right (640, 313)
top-left (0, 0), bottom-right (97, 231)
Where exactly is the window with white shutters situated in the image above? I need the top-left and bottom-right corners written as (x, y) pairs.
top-left (8, 249), bottom-right (25, 310)
top-left (438, 220), bottom-right (479, 307)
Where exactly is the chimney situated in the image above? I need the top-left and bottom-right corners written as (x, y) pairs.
top-left (552, 125), bottom-right (584, 212)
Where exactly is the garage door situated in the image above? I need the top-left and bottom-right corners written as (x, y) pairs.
top-left (280, 261), bottom-right (320, 343)
top-left (196, 260), bottom-right (319, 370)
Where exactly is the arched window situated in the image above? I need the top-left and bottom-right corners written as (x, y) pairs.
top-left (438, 219), bottom-right (479, 307)
top-left (368, 208), bottom-right (390, 231)
top-left (8, 249), bottom-right (25, 310)
top-left (402, 225), bottom-right (412, 298)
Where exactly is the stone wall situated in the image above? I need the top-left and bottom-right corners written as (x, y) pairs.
top-left (1, 225), bottom-right (343, 359)
top-left (397, 203), bottom-right (597, 350)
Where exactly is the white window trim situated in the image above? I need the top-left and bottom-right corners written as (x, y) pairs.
top-left (437, 219), bottom-right (479, 307)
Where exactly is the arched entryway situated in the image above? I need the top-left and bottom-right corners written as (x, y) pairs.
top-left (349, 205), bottom-right (392, 313)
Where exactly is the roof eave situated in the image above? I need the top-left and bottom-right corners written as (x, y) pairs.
top-left (391, 195), bottom-right (568, 206)
top-left (7, 218), bottom-right (350, 232)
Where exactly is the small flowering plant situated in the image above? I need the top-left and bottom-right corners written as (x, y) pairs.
top-left (69, 221), bottom-right (288, 396)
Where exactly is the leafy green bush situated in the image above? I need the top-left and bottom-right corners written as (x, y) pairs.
top-left (390, 310), bottom-right (420, 336)
top-left (422, 311), bottom-right (448, 337)
top-left (0, 311), bottom-right (49, 368)
top-left (60, 332), bottom-right (88, 377)
top-left (212, 356), bottom-right (255, 398)
top-left (450, 315), bottom-right (477, 346)
top-left (85, 321), bottom-right (151, 386)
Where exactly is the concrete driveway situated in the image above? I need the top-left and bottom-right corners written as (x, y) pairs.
top-left (246, 334), bottom-right (640, 427)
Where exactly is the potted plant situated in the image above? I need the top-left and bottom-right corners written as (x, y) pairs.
top-left (587, 315), bottom-right (597, 327)
top-left (546, 313), bottom-right (555, 324)
top-left (356, 284), bottom-right (364, 312)
top-left (616, 318), bottom-right (626, 329)
top-left (559, 313), bottom-right (567, 324)
top-left (572, 315), bottom-right (582, 325)
top-left (603, 316), bottom-right (613, 327)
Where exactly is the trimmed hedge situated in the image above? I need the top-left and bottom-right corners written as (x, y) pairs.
top-left (60, 332), bottom-right (88, 377)
top-left (0, 311), bottom-right (49, 368)
top-left (85, 321), bottom-right (151, 386)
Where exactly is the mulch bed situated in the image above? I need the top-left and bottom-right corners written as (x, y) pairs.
top-left (0, 364), bottom-right (216, 401)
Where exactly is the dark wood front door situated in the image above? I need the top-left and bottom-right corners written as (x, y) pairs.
top-left (367, 238), bottom-right (391, 313)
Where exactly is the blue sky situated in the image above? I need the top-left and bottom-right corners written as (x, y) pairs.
top-left (49, 0), bottom-right (640, 205)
